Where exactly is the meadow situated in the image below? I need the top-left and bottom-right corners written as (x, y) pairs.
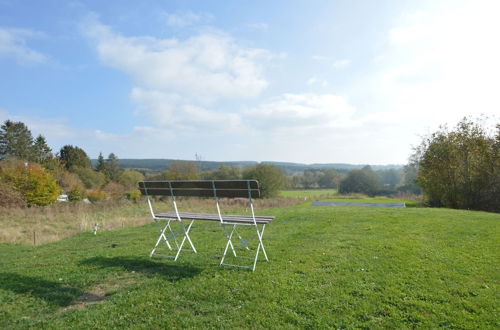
top-left (0, 193), bottom-right (498, 328)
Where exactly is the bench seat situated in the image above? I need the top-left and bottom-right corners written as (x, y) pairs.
top-left (156, 212), bottom-right (274, 225)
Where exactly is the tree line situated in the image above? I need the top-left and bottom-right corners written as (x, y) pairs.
top-left (0, 120), bottom-right (145, 206)
top-left (1, 117), bottom-right (498, 212)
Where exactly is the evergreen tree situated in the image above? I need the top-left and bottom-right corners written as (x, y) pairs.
top-left (105, 153), bottom-right (121, 181)
top-left (95, 152), bottom-right (106, 172)
top-left (32, 135), bottom-right (53, 164)
top-left (0, 120), bottom-right (34, 160)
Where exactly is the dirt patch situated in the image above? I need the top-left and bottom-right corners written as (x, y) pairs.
top-left (61, 276), bottom-right (136, 312)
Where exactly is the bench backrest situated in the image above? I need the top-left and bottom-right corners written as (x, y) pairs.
top-left (138, 180), bottom-right (261, 198)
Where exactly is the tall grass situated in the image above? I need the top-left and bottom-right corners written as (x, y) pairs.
top-left (0, 196), bottom-right (304, 245)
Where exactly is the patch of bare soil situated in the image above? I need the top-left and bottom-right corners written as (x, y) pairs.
top-left (61, 276), bottom-right (136, 312)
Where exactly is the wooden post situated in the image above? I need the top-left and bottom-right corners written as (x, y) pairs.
top-left (33, 230), bottom-right (36, 246)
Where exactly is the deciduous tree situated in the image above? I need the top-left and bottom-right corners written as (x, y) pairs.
top-left (339, 166), bottom-right (381, 195)
top-left (243, 164), bottom-right (286, 198)
top-left (59, 145), bottom-right (91, 170)
top-left (162, 161), bottom-right (200, 180)
top-left (413, 117), bottom-right (499, 211)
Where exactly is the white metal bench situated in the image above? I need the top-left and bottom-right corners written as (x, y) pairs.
top-left (138, 180), bottom-right (274, 271)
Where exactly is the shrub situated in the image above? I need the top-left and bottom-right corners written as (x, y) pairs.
top-left (55, 169), bottom-right (83, 192)
top-left (103, 181), bottom-right (127, 199)
top-left (0, 162), bottom-right (60, 206)
top-left (86, 190), bottom-right (108, 202)
top-left (118, 169), bottom-right (144, 189)
top-left (126, 189), bottom-right (142, 202)
top-left (0, 181), bottom-right (27, 208)
top-left (72, 166), bottom-right (106, 189)
top-left (67, 185), bottom-right (86, 201)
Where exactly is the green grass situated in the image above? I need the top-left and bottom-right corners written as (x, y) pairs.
top-left (0, 203), bottom-right (498, 328)
top-left (322, 195), bottom-right (417, 205)
top-left (281, 189), bottom-right (421, 207)
top-left (280, 189), bottom-right (337, 198)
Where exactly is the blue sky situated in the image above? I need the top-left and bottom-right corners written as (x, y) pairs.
top-left (1, 0), bottom-right (498, 164)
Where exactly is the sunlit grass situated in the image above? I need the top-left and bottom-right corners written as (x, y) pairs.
top-left (0, 202), bottom-right (498, 328)
top-left (0, 197), bottom-right (304, 245)
top-left (280, 189), bottom-right (337, 198)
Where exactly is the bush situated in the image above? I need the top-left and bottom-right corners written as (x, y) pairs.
top-left (71, 166), bottom-right (106, 189)
top-left (0, 181), bottom-right (27, 208)
top-left (55, 169), bottom-right (83, 192)
top-left (126, 189), bottom-right (142, 202)
top-left (86, 190), bottom-right (108, 202)
top-left (103, 181), bottom-right (127, 199)
top-left (67, 185), bottom-right (86, 201)
top-left (0, 162), bottom-right (60, 206)
top-left (118, 169), bottom-right (144, 189)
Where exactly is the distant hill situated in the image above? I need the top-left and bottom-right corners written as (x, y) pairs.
top-left (91, 158), bottom-right (403, 174)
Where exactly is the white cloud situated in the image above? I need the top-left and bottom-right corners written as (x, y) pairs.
top-left (162, 11), bottom-right (214, 28)
top-left (333, 59), bottom-right (351, 69)
top-left (130, 87), bottom-right (243, 131)
top-left (306, 76), bottom-right (328, 87)
top-left (312, 55), bottom-right (328, 61)
top-left (82, 16), bottom-right (272, 132)
top-left (248, 93), bottom-right (358, 131)
top-left (83, 16), bottom-right (269, 102)
top-left (0, 27), bottom-right (47, 64)
top-left (0, 109), bottom-right (74, 142)
top-left (376, 1), bottom-right (500, 128)
top-left (247, 23), bottom-right (269, 31)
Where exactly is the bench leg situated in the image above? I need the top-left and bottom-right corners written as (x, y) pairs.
top-left (151, 218), bottom-right (197, 260)
top-left (174, 220), bottom-right (197, 261)
top-left (220, 224), bottom-right (238, 266)
top-left (256, 224), bottom-right (269, 261)
top-left (252, 224), bottom-right (268, 271)
top-left (150, 219), bottom-right (174, 257)
top-left (220, 223), bottom-right (269, 271)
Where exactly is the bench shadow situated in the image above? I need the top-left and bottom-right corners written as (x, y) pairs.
top-left (79, 256), bottom-right (202, 282)
top-left (1, 259), bottom-right (200, 307)
top-left (0, 272), bottom-right (83, 307)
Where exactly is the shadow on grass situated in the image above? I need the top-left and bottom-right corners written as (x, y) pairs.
top-left (0, 272), bottom-right (83, 307)
top-left (80, 256), bottom-right (202, 282)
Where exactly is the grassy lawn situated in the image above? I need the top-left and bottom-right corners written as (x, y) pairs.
top-left (281, 189), bottom-right (421, 206)
top-left (280, 189), bottom-right (337, 198)
top-left (0, 202), bottom-right (498, 328)
top-left (321, 195), bottom-right (420, 206)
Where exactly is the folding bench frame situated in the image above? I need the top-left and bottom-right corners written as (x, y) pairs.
top-left (140, 180), bottom-right (272, 271)
top-left (147, 189), bottom-right (197, 261)
top-left (215, 181), bottom-right (269, 271)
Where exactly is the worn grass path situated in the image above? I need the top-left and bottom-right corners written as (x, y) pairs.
top-left (0, 203), bottom-right (498, 328)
